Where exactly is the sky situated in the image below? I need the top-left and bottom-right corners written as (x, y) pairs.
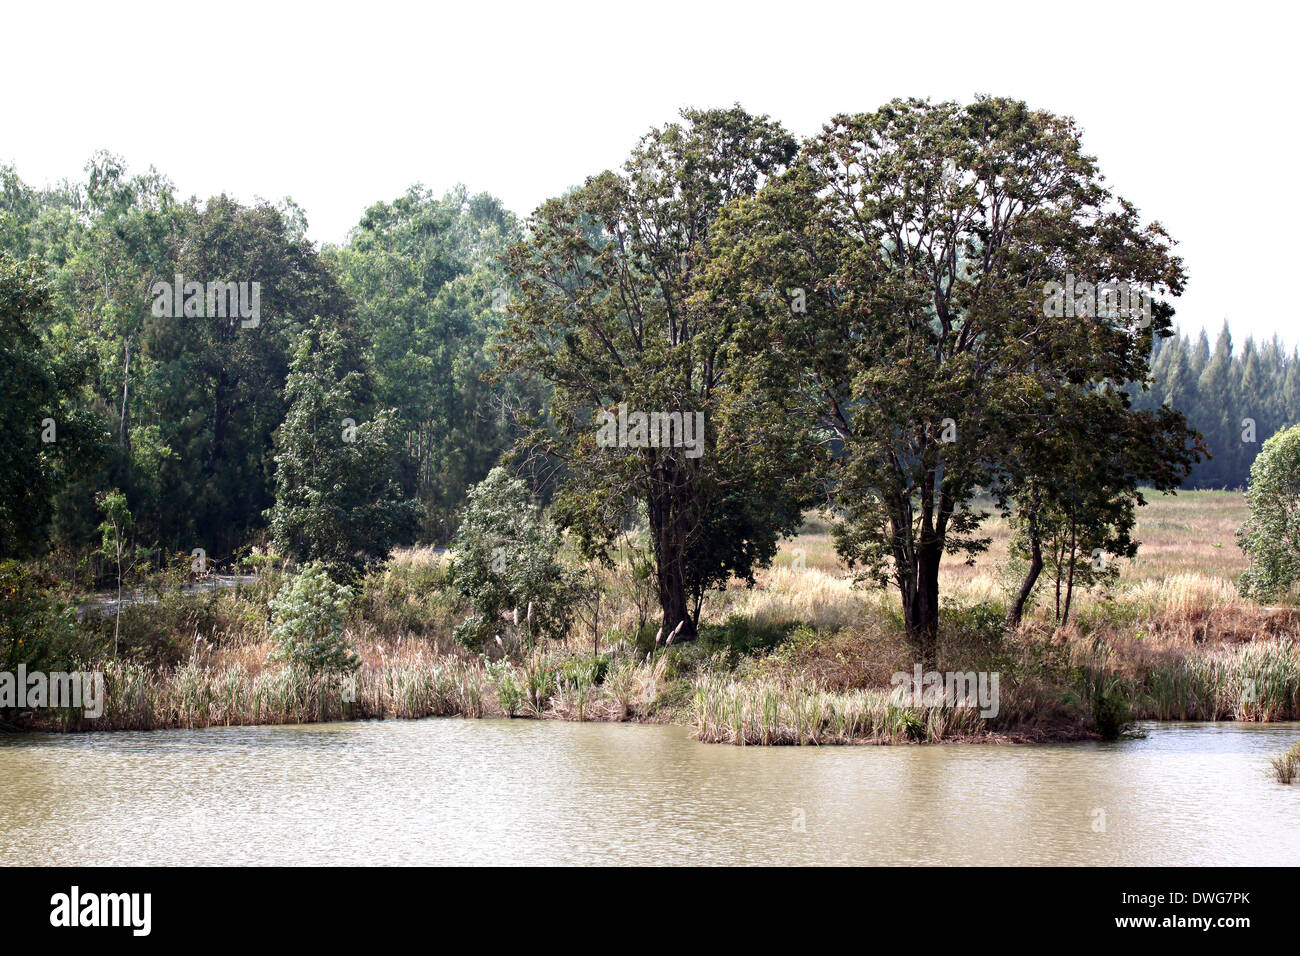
top-left (3, 0), bottom-right (1296, 346)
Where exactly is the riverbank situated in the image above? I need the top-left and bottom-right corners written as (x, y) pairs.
top-left (16, 627), bottom-right (1299, 745)
top-left (8, 491), bottom-right (1300, 745)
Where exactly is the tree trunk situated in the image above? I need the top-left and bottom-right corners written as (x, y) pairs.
top-left (654, 551), bottom-right (696, 641)
top-left (113, 534), bottom-right (122, 658)
top-left (646, 453), bottom-right (698, 642)
top-left (1061, 516), bottom-right (1078, 626)
top-left (119, 337), bottom-right (132, 450)
top-left (1008, 510), bottom-right (1043, 626)
top-left (904, 540), bottom-right (941, 670)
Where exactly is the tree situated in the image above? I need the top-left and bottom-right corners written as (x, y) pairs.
top-left (499, 106), bottom-right (812, 639)
top-left (448, 467), bottom-right (578, 651)
top-left (0, 252), bottom-right (109, 558)
top-left (95, 488), bottom-right (141, 656)
top-left (1237, 424), bottom-right (1300, 601)
top-left (999, 393), bottom-right (1199, 625)
top-left (265, 317), bottom-right (421, 580)
top-left (706, 97), bottom-right (1194, 665)
top-left (329, 186), bottom-right (534, 539)
top-left (146, 196), bottom-right (352, 556)
top-left (269, 563), bottom-right (359, 674)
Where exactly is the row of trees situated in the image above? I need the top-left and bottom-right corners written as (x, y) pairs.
top-left (1132, 323), bottom-right (1300, 489)
top-left (0, 160), bottom-right (536, 573)
top-left (500, 99), bottom-right (1202, 665)
top-left (5, 97), bottom-right (1262, 669)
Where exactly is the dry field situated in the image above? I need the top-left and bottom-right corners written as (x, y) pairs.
top-left (742, 490), bottom-right (1254, 622)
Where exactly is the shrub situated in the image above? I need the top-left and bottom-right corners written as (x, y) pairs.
top-left (484, 659), bottom-right (526, 717)
top-left (449, 468), bottom-right (581, 651)
top-left (939, 600), bottom-right (1012, 671)
top-left (693, 617), bottom-right (793, 667)
top-left (359, 555), bottom-right (455, 640)
top-left (1237, 425), bottom-right (1300, 601)
top-left (268, 563), bottom-right (358, 674)
top-left (0, 560), bottom-right (82, 675)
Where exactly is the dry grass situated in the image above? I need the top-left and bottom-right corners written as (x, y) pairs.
top-left (755, 489), bottom-right (1263, 648)
top-left (37, 488), bottom-right (1300, 745)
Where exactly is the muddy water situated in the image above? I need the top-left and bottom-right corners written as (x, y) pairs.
top-left (1, 719), bottom-right (1297, 865)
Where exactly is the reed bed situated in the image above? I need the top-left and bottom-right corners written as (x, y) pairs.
top-left (75, 652), bottom-right (479, 731)
top-left (691, 674), bottom-right (990, 746)
top-left (1270, 741), bottom-right (1300, 784)
top-left (1126, 639), bottom-right (1300, 721)
top-left (42, 638), bottom-right (680, 732)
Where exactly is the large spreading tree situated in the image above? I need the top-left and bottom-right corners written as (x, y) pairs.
top-left (499, 107), bottom-right (815, 638)
top-left (705, 97), bottom-right (1200, 664)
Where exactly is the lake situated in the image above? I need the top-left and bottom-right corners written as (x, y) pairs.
top-left (2, 719), bottom-right (1297, 865)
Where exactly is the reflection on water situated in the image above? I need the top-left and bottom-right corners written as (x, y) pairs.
top-left (1, 719), bottom-right (1297, 865)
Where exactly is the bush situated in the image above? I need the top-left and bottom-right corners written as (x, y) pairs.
top-left (358, 556), bottom-right (455, 640)
top-left (939, 600), bottom-right (1013, 672)
top-left (484, 659), bottom-right (526, 717)
top-left (1238, 425), bottom-right (1300, 601)
top-left (0, 560), bottom-right (82, 674)
top-left (693, 617), bottom-right (794, 667)
top-left (268, 563), bottom-right (359, 674)
top-left (449, 468), bottom-right (581, 651)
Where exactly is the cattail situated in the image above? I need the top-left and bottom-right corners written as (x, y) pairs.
top-left (513, 608), bottom-right (519, 626)
top-left (666, 620), bottom-right (685, 646)
top-left (654, 627), bottom-right (663, 645)
top-left (527, 602), bottom-right (533, 622)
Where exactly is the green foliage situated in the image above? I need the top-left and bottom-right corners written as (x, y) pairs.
top-left (1134, 323), bottom-right (1300, 490)
top-left (268, 563), bottom-right (359, 674)
top-left (938, 601), bottom-right (1012, 671)
top-left (266, 317), bottom-right (422, 581)
top-left (0, 560), bottom-right (80, 676)
top-left (500, 106), bottom-right (812, 637)
top-left (0, 252), bottom-right (109, 558)
top-left (484, 658), bottom-right (526, 717)
top-left (1237, 424), bottom-right (1300, 601)
top-left (95, 489), bottom-right (144, 581)
top-left (692, 617), bottom-right (794, 667)
top-left (998, 392), bottom-right (1197, 625)
top-left (449, 467), bottom-right (580, 651)
top-left (142, 196), bottom-right (353, 556)
top-left (1091, 677), bottom-right (1135, 742)
top-left (549, 652), bottom-right (609, 688)
top-left (328, 185), bottom-right (542, 540)
top-left (704, 96), bottom-right (1197, 659)
top-left (357, 558), bottom-right (454, 638)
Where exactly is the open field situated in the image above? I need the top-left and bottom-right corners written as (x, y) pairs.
top-left (766, 489), bottom-right (1248, 588)
top-left (700, 489), bottom-right (1265, 645)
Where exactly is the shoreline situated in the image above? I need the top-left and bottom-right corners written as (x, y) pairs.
top-left (6, 680), bottom-right (1291, 746)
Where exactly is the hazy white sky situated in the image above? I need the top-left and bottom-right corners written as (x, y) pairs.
top-left (4, 1), bottom-right (1295, 345)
